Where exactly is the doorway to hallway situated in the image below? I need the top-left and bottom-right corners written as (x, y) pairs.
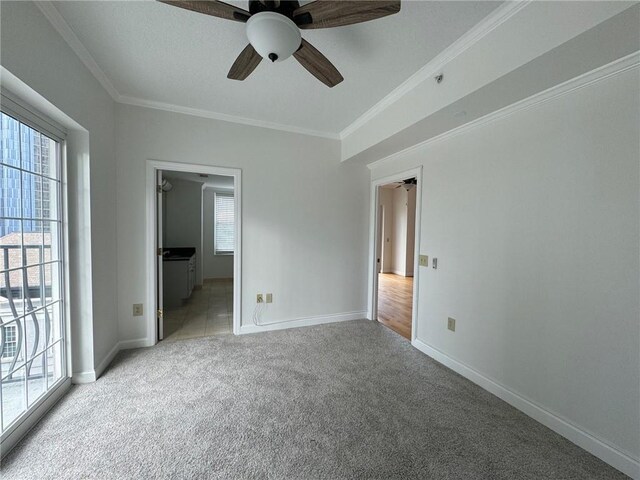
top-left (375, 177), bottom-right (417, 340)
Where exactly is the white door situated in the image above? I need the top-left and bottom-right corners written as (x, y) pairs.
top-left (156, 170), bottom-right (164, 341)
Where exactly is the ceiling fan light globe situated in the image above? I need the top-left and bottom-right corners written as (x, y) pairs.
top-left (246, 12), bottom-right (301, 63)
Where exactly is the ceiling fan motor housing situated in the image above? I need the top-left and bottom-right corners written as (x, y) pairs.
top-left (246, 12), bottom-right (301, 63)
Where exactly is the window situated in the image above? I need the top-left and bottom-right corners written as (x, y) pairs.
top-left (214, 192), bottom-right (234, 254)
top-left (1, 325), bottom-right (17, 358)
top-left (0, 110), bottom-right (66, 434)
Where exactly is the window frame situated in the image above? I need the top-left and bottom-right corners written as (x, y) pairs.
top-left (213, 191), bottom-right (234, 256)
top-left (0, 92), bottom-right (69, 443)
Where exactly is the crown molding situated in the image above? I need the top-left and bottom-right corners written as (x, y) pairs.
top-left (367, 51), bottom-right (640, 171)
top-left (33, 0), bottom-right (533, 143)
top-left (32, 0), bottom-right (546, 143)
top-left (34, 1), bottom-right (120, 101)
top-left (117, 95), bottom-right (340, 139)
top-left (339, 0), bottom-right (531, 140)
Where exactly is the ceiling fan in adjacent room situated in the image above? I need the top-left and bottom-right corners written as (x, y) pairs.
top-left (159, 0), bottom-right (401, 87)
top-left (393, 178), bottom-right (417, 191)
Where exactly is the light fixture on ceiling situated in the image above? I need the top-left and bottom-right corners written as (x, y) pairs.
top-left (159, 0), bottom-right (401, 87)
top-left (395, 177), bottom-right (417, 191)
top-left (246, 12), bottom-right (301, 63)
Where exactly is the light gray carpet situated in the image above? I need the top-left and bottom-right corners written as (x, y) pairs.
top-left (1, 320), bottom-right (627, 479)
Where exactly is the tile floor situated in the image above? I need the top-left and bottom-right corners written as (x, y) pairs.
top-left (163, 278), bottom-right (233, 341)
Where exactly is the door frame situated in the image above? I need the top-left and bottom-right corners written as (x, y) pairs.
top-left (376, 204), bottom-right (384, 274)
top-left (156, 169), bottom-right (164, 341)
top-left (145, 159), bottom-right (242, 345)
top-left (367, 166), bottom-right (423, 342)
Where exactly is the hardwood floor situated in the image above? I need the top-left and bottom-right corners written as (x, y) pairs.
top-left (377, 273), bottom-right (413, 340)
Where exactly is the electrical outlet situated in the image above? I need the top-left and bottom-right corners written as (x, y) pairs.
top-left (266, 293), bottom-right (273, 303)
top-left (419, 255), bottom-right (428, 267)
top-left (447, 317), bottom-right (456, 332)
top-left (256, 294), bottom-right (263, 303)
top-left (133, 303), bottom-right (143, 316)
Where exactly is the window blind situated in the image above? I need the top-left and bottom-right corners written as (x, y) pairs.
top-left (214, 193), bottom-right (234, 254)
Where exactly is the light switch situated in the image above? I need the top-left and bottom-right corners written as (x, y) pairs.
top-left (419, 255), bottom-right (428, 267)
top-left (432, 258), bottom-right (438, 269)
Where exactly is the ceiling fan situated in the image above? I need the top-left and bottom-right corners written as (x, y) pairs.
top-left (393, 178), bottom-right (417, 190)
top-left (159, 1), bottom-right (401, 87)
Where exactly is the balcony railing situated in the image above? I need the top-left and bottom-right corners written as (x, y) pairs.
top-left (1, 244), bottom-right (54, 381)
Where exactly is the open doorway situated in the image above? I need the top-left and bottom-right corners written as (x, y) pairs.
top-left (158, 171), bottom-right (235, 341)
top-left (374, 177), bottom-right (418, 340)
top-left (145, 160), bottom-right (242, 346)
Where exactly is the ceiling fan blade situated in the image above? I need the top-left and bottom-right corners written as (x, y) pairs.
top-left (293, 39), bottom-right (343, 88)
top-left (293, 1), bottom-right (400, 29)
top-left (158, 1), bottom-right (251, 23)
top-left (228, 44), bottom-right (262, 81)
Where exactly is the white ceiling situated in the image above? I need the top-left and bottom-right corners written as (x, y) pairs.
top-left (51, 0), bottom-right (501, 135)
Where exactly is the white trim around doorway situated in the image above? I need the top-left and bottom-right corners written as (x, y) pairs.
top-left (144, 160), bottom-right (242, 346)
top-left (367, 167), bottom-right (423, 343)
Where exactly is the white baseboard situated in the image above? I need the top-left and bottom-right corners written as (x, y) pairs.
top-left (412, 339), bottom-right (640, 479)
top-left (73, 338), bottom-right (150, 384)
top-left (71, 370), bottom-right (96, 384)
top-left (94, 341), bottom-right (120, 379)
top-left (386, 269), bottom-right (413, 277)
top-left (239, 311), bottom-right (366, 335)
top-left (119, 337), bottom-right (151, 350)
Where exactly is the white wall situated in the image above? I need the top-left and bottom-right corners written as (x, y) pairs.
top-left (164, 177), bottom-right (204, 285)
top-left (202, 187), bottom-right (234, 279)
top-left (370, 68), bottom-right (640, 465)
top-left (405, 187), bottom-right (416, 277)
top-left (391, 188), bottom-right (408, 275)
top-left (116, 103), bottom-right (369, 341)
top-left (378, 188), bottom-right (394, 273)
top-left (381, 187), bottom-right (416, 277)
top-left (0, 2), bottom-right (118, 377)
